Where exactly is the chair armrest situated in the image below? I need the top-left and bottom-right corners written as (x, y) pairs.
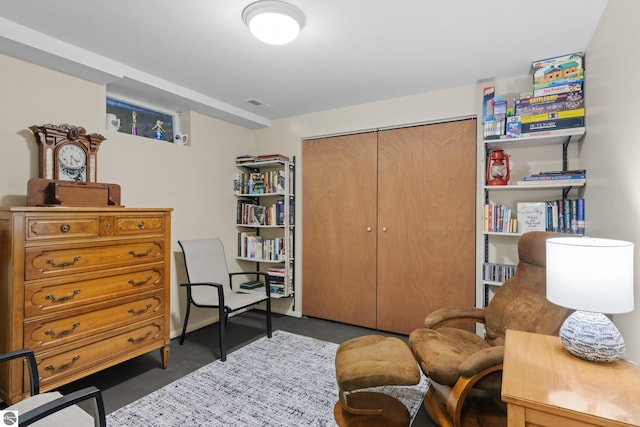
top-left (0, 349), bottom-right (39, 396)
top-left (424, 306), bottom-right (486, 329)
top-left (229, 271), bottom-right (271, 297)
top-left (458, 346), bottom-right (504, 377)
top-left (180, 282), bottom-right (225, 306)
top-left (19, 386), bottom-right (106, 427)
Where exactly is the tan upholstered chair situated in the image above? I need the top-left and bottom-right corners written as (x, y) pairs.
top-left (409, 231), bottom-right (573, 427)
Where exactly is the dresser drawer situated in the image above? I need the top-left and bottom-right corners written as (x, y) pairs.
top-left (35, 320), bottom-right (165, 390)
top-left (115, 214), bottom-right (165, 236)
top-left (24, 240), bottom-right (164, 280)
top-left (25, 267), bottom-right (164, 318)
top-left (24, 294), bottom-right (164, 350)
top-left (26, 216), bottom-right (100, 241)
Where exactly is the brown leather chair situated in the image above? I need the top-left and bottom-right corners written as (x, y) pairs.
top-left (409, 231), bottom-right (573, 427)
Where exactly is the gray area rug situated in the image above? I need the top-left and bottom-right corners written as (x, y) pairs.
top-left (107, 330), bottom-right (429, 426)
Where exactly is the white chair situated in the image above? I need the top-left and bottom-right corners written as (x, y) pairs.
top-left (178, 238), bottom-right (272, 361)
top-left (0, 349), bottom-right (106, 427)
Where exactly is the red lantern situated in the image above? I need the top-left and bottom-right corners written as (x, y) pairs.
top-left (486, 150), bottom-right (510, 185)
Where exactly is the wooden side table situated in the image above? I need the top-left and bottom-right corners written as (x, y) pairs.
top-left (502, 329), bottom-right (640, 426)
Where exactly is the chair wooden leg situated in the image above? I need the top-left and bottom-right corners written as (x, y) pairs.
top-left (179, 302), bottom-right (191, 345)
top-left (334, 391), bottom-right (410, 427)
top-left (445, 365), bottom-right (503, 427)
top-left (423, 382), bottom-right (455, 427)
top-left (338, 387), bottom-right (383, 416)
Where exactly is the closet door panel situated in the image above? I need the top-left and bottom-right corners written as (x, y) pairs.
top-left (377, 126), bottom-right (428, 334)
top-left (377, 120), bottom-right (476, 334)
top-left (302, 133), bottom-right (378, 328)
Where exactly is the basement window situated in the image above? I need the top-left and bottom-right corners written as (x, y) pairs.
top-left (106, 97), bottom-right (177, 142)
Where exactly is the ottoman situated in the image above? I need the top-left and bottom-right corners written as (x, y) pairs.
top-left (334, 335), bottom-right (421, 427)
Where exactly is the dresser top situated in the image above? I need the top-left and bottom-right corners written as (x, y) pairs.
top-left (503, 329), bottom-right (640, 426)
top-left (0, 206), bottom-right (173, 212)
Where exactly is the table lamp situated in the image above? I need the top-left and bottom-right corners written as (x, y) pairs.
top-left (546, 236), bottom-right (634, 362)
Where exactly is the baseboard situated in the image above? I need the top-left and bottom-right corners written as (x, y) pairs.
top-left (168, 306), bottom-right (303, 338)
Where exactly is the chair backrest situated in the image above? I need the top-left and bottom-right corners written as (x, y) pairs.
top-left (484, 231), bottom-right (573, 346)
top-left (179, 238), bottom-right (230, 305)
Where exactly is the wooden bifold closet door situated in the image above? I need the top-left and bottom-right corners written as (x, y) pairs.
top-left (302, 119), bottom-right (476, 334)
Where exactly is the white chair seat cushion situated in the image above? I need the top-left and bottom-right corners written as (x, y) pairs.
top-left (196, 288), bottom-right (268, 309)
top-left (8, 392), bottom-right (95, 427)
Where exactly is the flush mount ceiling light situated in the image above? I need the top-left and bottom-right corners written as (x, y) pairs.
top-left (242, 1), bottom-right (306, 45)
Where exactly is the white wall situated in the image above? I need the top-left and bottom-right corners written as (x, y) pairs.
top-left (581, 0), bottom-right (640, 362)
top-left (0, 54), bottom-right (255, 337)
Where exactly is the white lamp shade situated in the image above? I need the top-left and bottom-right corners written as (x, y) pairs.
top-left (242, 1), bottom-right (306, 45)
top-left (546, 237), bottom-right (634, 313)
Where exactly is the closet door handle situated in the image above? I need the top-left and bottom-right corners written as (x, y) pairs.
top-left (382, 227), bottom-right (388, 232)
top-left (366, 227), bottom-right (372, 232)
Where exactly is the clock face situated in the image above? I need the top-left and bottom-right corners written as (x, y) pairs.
top-left (58, 144), bottom-right (87, 182)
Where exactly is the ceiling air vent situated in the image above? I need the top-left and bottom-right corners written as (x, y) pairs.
top-left (245, 98), bottom-right (273, 109)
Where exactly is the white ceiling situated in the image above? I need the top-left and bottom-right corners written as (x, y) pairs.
top-left (0, 0), bottom-right (608, 129)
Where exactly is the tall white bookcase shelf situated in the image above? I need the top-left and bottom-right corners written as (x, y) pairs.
top-left (481, 127), bottom-right (586, 307)
top-left (234, 157), bottom-right (295, 306)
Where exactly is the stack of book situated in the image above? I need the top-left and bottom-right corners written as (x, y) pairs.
top-left (517, 169), bottom-right (586, 186)
top-left (234, 170), bottom-right (286, 195)
top-left (267, 268), bottom-right (291, 295)
top-left (483, 262), bottom-right (517, 283)
top-left (483, 201), bottom-right (518, 233)
top-left (235, 154), bottom-right (258, 164)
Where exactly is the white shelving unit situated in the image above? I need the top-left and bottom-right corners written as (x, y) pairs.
top-left (480, 127), bottom-right (586, 307)
top-left (234, 158), bottom-right (295, 302)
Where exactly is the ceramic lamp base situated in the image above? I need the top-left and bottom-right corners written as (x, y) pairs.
top-left (559, 311), bottom-right (625, 363)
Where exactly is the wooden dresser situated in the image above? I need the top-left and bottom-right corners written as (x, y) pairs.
top-left (0, 207), bottom-right (172, 405)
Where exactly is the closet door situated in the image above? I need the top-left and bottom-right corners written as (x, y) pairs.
top-left (377, 120), bottom-right (476, 334)
top-left (301, 132), bottom-right (378, 328)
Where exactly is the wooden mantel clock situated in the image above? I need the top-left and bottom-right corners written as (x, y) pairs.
top-left (27, 123), bottom-right (122, 207)
top-left (30, 123), bottom-right (104, 183)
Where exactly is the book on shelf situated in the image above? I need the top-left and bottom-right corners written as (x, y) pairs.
top-left (483, 262), bottom-right (517, 283)
top-left (235, 154), bottom-right (258, 164)
top-left (517, 178), bottom-right (585, 186)
top-left (518, 170), bottom-right (586, 185)
top-left (234, 170), bottom-right (287, 195)
top-left (239, 280), bottom-right (264, 290)
top-left (256, 153), bottom-right (290, 162)
top-left (545, 198), bottom-right (585, 234)
top-left (522, 170), bottom-right (585, 180)
top-left (483, 202), bottom-right (518, 233)
top-left (517, 202), bottom-right (547, 233)
top-left (267, 267), bottom-right (291, 295)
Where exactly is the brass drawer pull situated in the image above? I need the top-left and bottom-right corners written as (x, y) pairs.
top-left (127, 331), bottom-right (153, 344)
top-left (128, 248), bottom-right (152, 258)
top-left (45, 355), bottom-right (80, 372)
top-left (128, 276), bottom-right (153, 287)
top-left (137, 221), bottom-right (145, 229)
top-left (45, 289), bottom-right (81, 303)
top-left (45, 322), bottom-right (80, 337)
top-left (46, 256), bottom-right (81, 268)
top-left (128, 304), bottom-right (152, 316)
top-left (60, 224), bottom-right (71, 233)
